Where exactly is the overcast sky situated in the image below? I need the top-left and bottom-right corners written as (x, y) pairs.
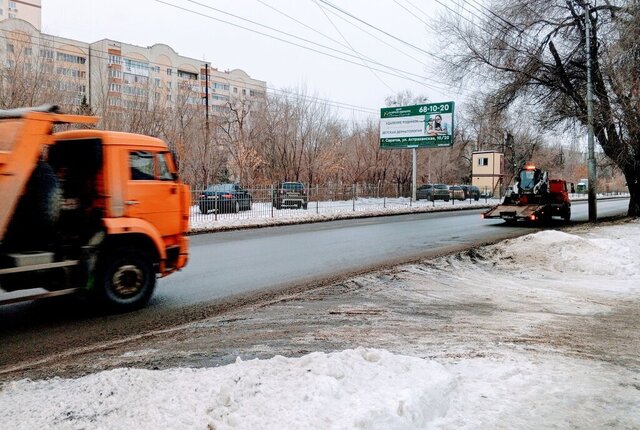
top-left (42, 0), bottom-right (473, 121)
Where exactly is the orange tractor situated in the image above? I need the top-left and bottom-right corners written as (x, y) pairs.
top-left (0, 106), bottom-right (190, 311)
top-left (482, 165), bottom-right (571, 224)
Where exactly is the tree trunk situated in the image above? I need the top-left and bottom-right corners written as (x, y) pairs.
top-left (625, 163), bottom-right (640, 217)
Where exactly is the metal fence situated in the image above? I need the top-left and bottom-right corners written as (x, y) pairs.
top-left (187, 184), bottom-right (632, 231)
top-left (189, 184), bottom-right (501, 229)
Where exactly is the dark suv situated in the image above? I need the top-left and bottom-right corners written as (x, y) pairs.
top-left (273, 182), bottom-right (308, 209)
top-left (460, 185), bottom-right (480, 201)
top-left (416, 184), bottom-right (450, 201)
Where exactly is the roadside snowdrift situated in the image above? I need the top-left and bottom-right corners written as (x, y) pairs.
top-left (1, 222), bottom-right (639, 429)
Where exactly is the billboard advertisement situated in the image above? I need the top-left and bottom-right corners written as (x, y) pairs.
top-left (380, 101), bottom-right (455, 149)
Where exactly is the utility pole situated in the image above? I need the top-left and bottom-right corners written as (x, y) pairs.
top-left (585, 2), bottom-right (598, 222)
top-left (203, 63), bottom-right (211, 186)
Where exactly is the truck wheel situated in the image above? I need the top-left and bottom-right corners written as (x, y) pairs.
top-left (233, 201), bottom-right (240, 213)
top-left (563, 208), bottom-right (571, 223)
top-left (96, 248), bottom-right (156, 312)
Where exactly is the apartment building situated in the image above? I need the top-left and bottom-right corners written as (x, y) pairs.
top-left (0, 14), bottom-right (266, 114)
top-left (0, 18), bottom-right (89, 106)
top-left (0, 0), bottom-right (41, 30)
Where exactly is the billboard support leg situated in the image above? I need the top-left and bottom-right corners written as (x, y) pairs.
top-left (412, 148), bottom-right (417, 202)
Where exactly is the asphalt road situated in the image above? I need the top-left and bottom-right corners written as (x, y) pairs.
top-left (0, 198), bottom-right (630, 373)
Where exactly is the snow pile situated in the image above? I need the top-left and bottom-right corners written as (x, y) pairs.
top-left (0, 348), bottom-right (456, 430)
top-left (458, 223), bottom-right (640, 283)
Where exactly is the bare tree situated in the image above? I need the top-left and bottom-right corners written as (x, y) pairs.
top-left (0, 31), bottom-right (77, 109)
top-left (441, 0), bottom-right (640, 215)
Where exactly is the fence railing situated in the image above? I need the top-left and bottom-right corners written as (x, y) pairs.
top-left (189, 184), bottom-right (502, 228)
top-left (187, 184), bottom-right (631, 230)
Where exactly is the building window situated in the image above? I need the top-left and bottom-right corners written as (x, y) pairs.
top-left (166, 94), bottom-right (172, 102)
top-left (242, 89), bottom-right (246, 96)
top-left (177, 70), bottom-right (198, 80)
top-left (233, 87), bottom-right (238, 94)
top-left (24, 47), bottom-right (32, 56)
top-left (110, 83), bottom-right (121, 92)
top-left (57, 67), bottom-right (86, 78)
top-left (151, 65), bottom-right (160, 73)
top-left (9, 1), bottom-right (17, 10)
top-left (154, 78), bottom-right (160, 87)
top-left (56, 52), bottom-right (86, 64)
top-left (166, 68), bottom-right (172, 76)
top-left (108, 55), bottom-right (122, 65)
top-left (40, 49), bottom-right (54, 60)
top-left (109, 69), bottom-right (122, 79)
top-left (9, 12), bottom-right (16, 18)
top-left (123, 58), bottom-right (149, 77)
top-left (213, 82), bottom-right (229, 91)
top-left (478, 157), bottom-right (489, 166)
top-left (6, 44), bottom-right (14, 53)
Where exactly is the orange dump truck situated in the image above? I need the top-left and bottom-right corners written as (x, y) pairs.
top-left (0, 106), bottom-right (190, 311)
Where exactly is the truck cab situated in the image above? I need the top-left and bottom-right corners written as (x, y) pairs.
top-left (0, 106), bottom-right (189, 311)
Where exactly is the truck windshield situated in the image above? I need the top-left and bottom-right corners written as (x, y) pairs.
top-left (519, 170), bottom-right (536, 190)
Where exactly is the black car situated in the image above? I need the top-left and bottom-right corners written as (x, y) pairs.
top-left (273, 182), bottom-right (308, 209)
top-left (199, 183), bottom-right (252, 214)
top-left (416, 184), bottom-right (450, 201)
top-left (460, 185), bottom-right (481, 201)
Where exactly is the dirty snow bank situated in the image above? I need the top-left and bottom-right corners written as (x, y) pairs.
top-left (2, 222), bottom-right (640, 429)
top-left (1, 348), bottom-right (456, 430)
top-left (447, 222), bottom-right (640, 296)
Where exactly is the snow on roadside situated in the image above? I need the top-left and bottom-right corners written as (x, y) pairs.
top-left (189, 198), bottom-right (499, 232)
top-left (1, 222), bottom-right (639, 429)
top-left (0, 348), bottom-right (456, 430)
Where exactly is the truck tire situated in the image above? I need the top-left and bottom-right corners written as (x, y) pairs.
top-left (563, 208), bottom-right (571, 223)
top-left (95, 248), bottom-right (156, 312)
top-left (5, 162), bottom-right (61, 249)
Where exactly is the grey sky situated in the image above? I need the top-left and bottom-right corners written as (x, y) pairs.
top-left (42, 0), bottom-right (469, 121)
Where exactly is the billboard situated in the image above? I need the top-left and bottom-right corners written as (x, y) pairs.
top-left (380, 101), bottom-right (455, 149)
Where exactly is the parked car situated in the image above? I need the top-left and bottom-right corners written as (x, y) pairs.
top-left (273, 181), bottom-right (308, 209)
top-left (449, 185), bottom-right (466, 200)
top-left (199, 183), bottom-right (252, 214)
top-left (416, 184), bottom-right (450, 201)
top-left (460, 185), bottom-right (481, 201)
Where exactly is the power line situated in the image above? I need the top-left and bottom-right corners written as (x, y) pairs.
top-left (312, 0), bottom-right (433, 69)
top-left (315, 0), bottom-right (450, 64)
top-left (256, 0), bottom-right (421, 89)
top-left (312, 0), bottom-right (396, 92)
top-left (152, 0), bottom-right (444, 91)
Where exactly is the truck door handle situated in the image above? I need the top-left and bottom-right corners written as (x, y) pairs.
top-left (125, 200), bottom-right (140, 205)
